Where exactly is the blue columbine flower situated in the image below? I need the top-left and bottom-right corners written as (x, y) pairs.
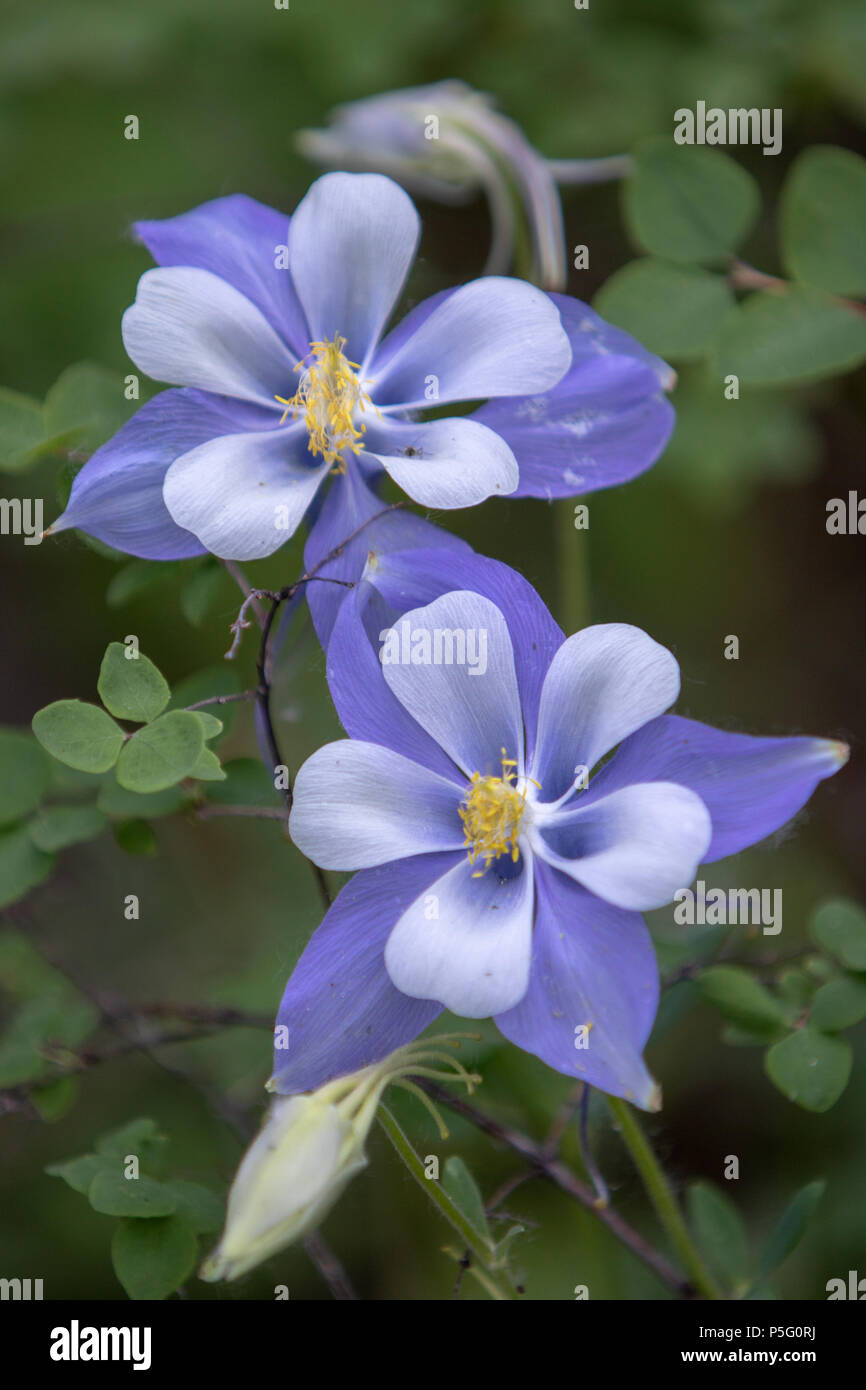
top-left (273, 555), bottom-right (847, 1109)
top-left (49, 173), bottom-right (674, 569)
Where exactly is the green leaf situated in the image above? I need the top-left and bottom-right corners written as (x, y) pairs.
top-left (97, 642), bottom-right (170, 723)
top-left (42, 363), bottom-right (135, 455)
top-left (111, 1216), bottom-right (198, 1300)
top-left (441, 1156), bottom-right (491, 1244)
top-left (96, 779), bottom-right (186, 819)
top-left (0, 728), bottom-right (51, 827)
top-left (0, 386), bottom-right (45, 472)
top-left (687, 1181), bottom-right (749, 1288)
top-left (95, 1117), bottom-right (168, 1168)
top-left (190, 712), bottom-right (223, 740)
top-left (162, 1180), bottom-right (224, 1234)
top-left (206, 758), bottom-right (282, 808)
top-left (7, 992), bottom-right (97, 1049)
top-left (625, 137), bottom-right (760, 263)
top-left (594, 258), bottom-right (733, 360)
top-left (0, 825), bottom-right (53, 909)
top-left (765, 1028), bottom-right (852, 1111)
top-left (46, 1153), bottom-right (106, 1195)
top-left (115, 712), bottom-right (204, 793)
top-left (0, 927), bottom-right (66, 996)
top-left (167, 666), bottom-right (242, 734)
top-left (696, 966), bottom-right (788, 1035)
top-left (809, 975), bottom-right (866, 1032)
top-left (188, 747), bottom-right (226, 782)
top-left (89, 1169), bottom-right (177, 1219)
top-left (781, 146), bottom-right (866, 297)
top-left (810, 898), bottom-right (866, 970)
top-left (777, 968), bottom-right (814, 1011)
top-left (31, 1077), bottom-right (79, 1122)
top-left (755, 1181), bottom-right (825, 1281)
top-left (32, 700), bottom-right (125, 773)
top-left (106, 560), bottom-right (187, 608)
top-left (662, 368), bottom-right (819, 512)
top-left (180, 561), bottom-right (225, 627)
top-left (28, 804), bottom-right (107, 852)
top-left (112, 819), bottom-right (158, 856)
top-left (710, 287), bottom-right (866, 387)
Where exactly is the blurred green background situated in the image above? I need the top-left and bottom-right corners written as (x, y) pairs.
top-left (1, 0), bottom-right (864, 1300)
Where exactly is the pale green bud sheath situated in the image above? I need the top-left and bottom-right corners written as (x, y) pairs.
top-left (201, 1037), bottom-right (479, 1282)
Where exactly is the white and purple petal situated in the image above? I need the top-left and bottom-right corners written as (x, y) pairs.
top-left (472, 295), bottom-right (675, 499)
top-left (163, 425), bottom-right (327, 559)
top-left (495, 865), bottom-right (660, 1108)
top-left (530, 624), bottom-right (681, 801)
top-left (364, 415), bottom-right (518, 508)
top-left (385, 855), bottom-right (535, 1017)
top-left (133, 193), bottom-right (310, 355)
top-left (531, 781), bottom-right (712, 911)
top-left (122, 266), bottom-right (295, 405)
top-left (288, 172), bottom-right (419, 367)
top-left (371, 277), bottom-right (571, 409)
top-left (355, 546), bottom-right (564, 765)
top-left (289, 740), bottom-right (464, 869)
top-left (270, 854), bottom-right (452, 1095)
top-left (49, 389), bottom-right (262, 559)
top-left (381, 590), bottom-right (524, 778)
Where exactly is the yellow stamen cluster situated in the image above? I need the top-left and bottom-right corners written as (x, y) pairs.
top-left (275, 335), bottom-right (377, 472)
top-left (459, 750), bottom-right (527, 875)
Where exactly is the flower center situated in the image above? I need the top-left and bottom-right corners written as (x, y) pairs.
top-left (459, 751), bottom-right (527, 874)
top-left (275, 334), bottom-right (376, 472)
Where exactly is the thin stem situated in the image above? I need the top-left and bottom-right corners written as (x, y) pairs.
top-left (418, 1078), bottom-right (692, 1297)
top-left (606, 1096), bottom-right (721, 1300)
top-left (556, 497), bottom-right (590, 631)
top-left (377, 1105), bottom-right (515, 1300)
top-left (548, 154), bottom-right (634, 185)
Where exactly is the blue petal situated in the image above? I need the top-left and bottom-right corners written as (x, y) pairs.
top-left (133, 193), bottom-right (310, 355)
top-left (326, 590), bottom-right (466, 781)
top-left (358, 547), bottom-right (564, 768)
top-left (49, 389), bottom-right (262, 559)
top-left (302, 465), bottom-right (468, 646)
top-left (495, 864), bottom-right (660, 1108)
top-left (270, 853), bottom-right (453, 1094)
top-left (584, 715), bottom-right (849, 862)
top-left (472, 294), bottom-right (675, 499)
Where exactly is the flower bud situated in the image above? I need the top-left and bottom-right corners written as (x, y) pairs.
top-left (200, 1085), bottom-right (371, 1282)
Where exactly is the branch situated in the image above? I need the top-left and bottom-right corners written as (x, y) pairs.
top-left (416, 1079), bottom-right (695, 1298)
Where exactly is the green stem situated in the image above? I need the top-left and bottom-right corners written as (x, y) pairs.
top-left (377, 1105), bottom-right (516, 1300)
top-left (606, 1096), bottom-right (721, 1299)
top-left (556, 498), bottom-right (591, 631)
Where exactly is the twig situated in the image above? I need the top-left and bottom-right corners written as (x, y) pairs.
top-left (302, 1230), bottom-right (358, 1301)
top-left (193, 804), bottom-right (289, 823)
top-left (416, 1079), bottom-right (695, 1298)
